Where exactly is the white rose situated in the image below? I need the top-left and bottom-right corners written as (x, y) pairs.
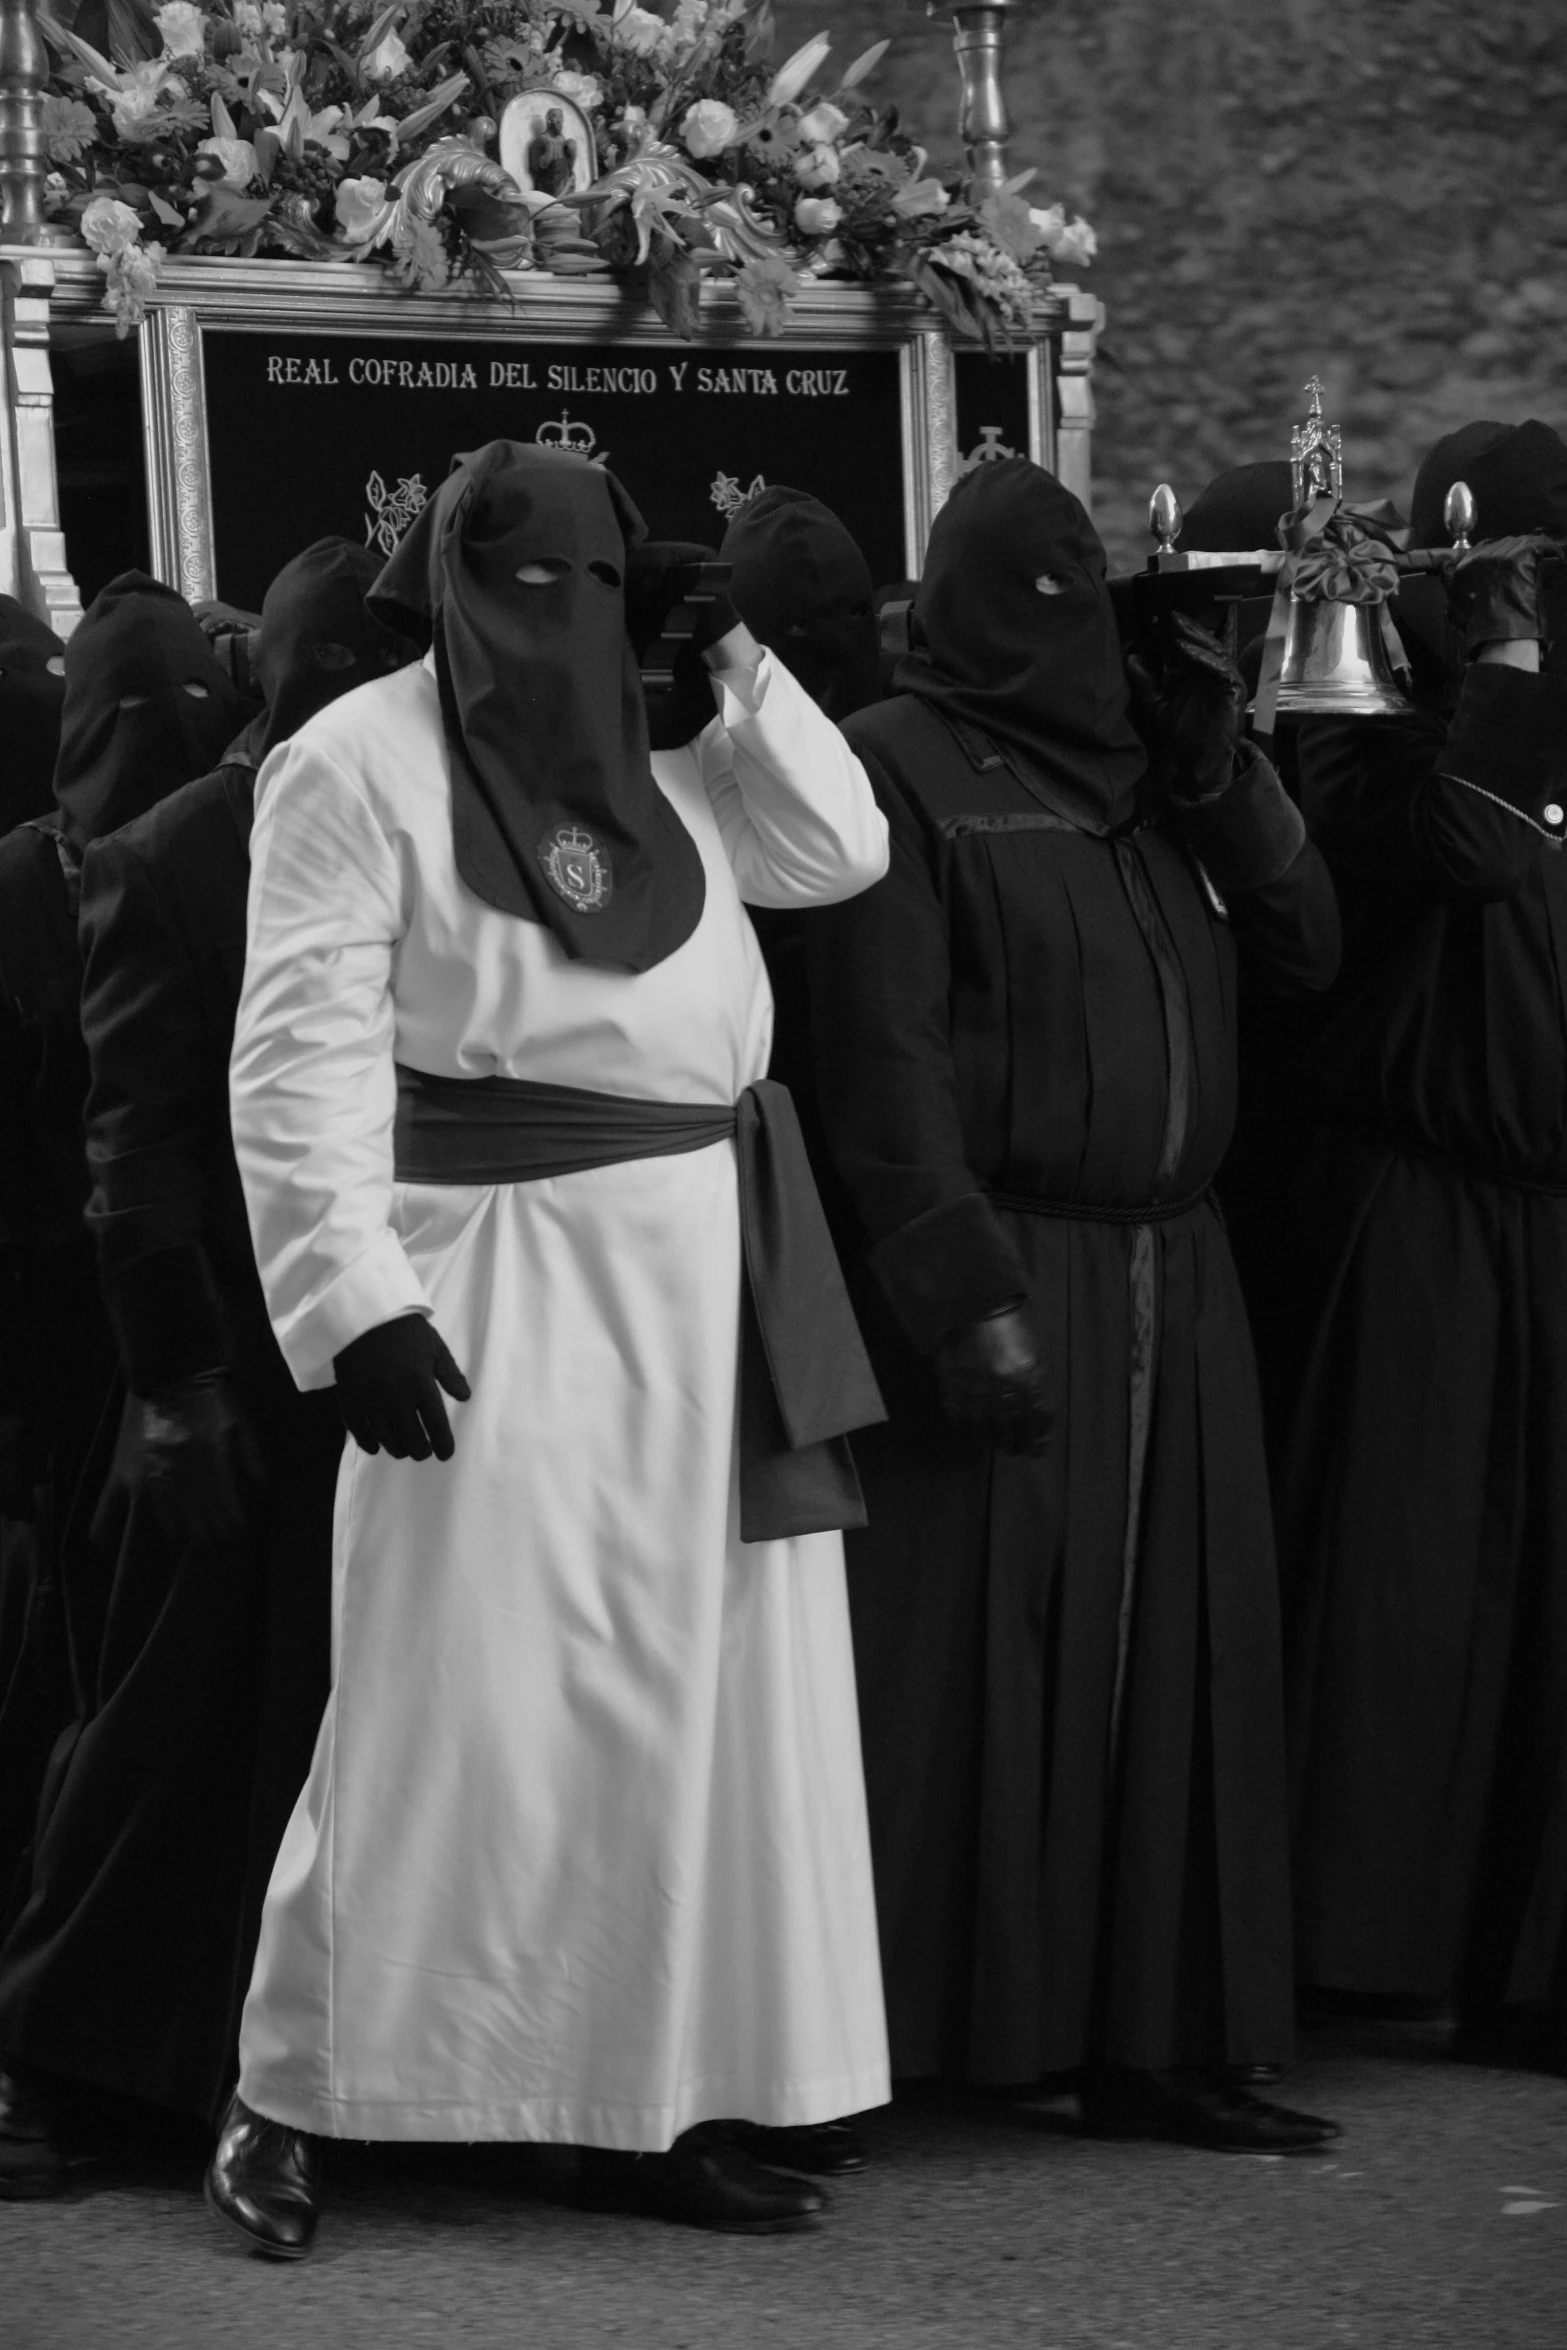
top-left (262, 1), bottom-right (287, 30)
top-left (81, 195), bottom-right (144, 257)
top-left (197, 134), bottom-right (259, 185)
top-left (611, 2), bottom-right (663, 56)
top-left (1053, 214), bottom-right (1097, 268)
top-left (234, 1), bottom-right (262, 33)
top-left (792, 141), bottom-right (841, 190)
top-left (155, 2), bottom-right (207, 59)
top-left (334, 174), bottom-right (390, 242)
top-left (552, 70), bottom-right (601, 112)
top-left (793, 194), bottom-right (842, 237)
top-left (680, 99), bottom-right (739, 160)
top-left (796, 101), bottom-right (849, 146)
top-left (362, 29), bottom-right (412, 83)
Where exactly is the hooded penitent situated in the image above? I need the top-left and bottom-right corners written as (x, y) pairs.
top-left (251, 537), bottom-right (415, 763)
top-left (370, 440), bottom-right (705, 974)
top-left (0, 595), bottom-right (67, 837)
top-left (53, 573), bottom-right (251, 852)
top-left (721, 487), bottom-right (880, 722)
top-left (1176, 461), bottom-right (1298, 554)
top-left (897, 458), bottom-right (1147, 834)
top-left (1409, 417), bottom-right (1567, 547)
top-left (1401, 420), bottom-right (1567, 694)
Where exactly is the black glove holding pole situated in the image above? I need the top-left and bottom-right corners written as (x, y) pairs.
top-left (932, 1304), bottom-right (1056, 1456)
top-left (625, 544), bottom-right (740, 750)
top-left (1126, 609), bottom-right (1248, 803)
top-left (332, 1313), bottom-right (471, 1462)
top-left (1444, 535), bottom-right (1558, 659)
top-left (137, 1371), bottom-right (262, 1546)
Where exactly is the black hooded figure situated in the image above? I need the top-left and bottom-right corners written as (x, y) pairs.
top-left (718, 487), bottom-right (882, 1146)
top-left (806, 460), bottom-right (1343, 2149)
top-left (721, 486), bottom-right (881, 724)
top-left (0, 577), bottom-right (249, 2003)
top-left (1276, 422), bottom-right (1567, 2069)
top-left (0, 543), bottom-right (413, 2189)
top-left (0, 597), bottom-right (67, 841)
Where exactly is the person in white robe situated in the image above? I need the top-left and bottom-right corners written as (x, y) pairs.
top-left (204, 445), bottom-right (891, 2257)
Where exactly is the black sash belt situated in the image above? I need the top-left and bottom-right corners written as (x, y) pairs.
top-left (393, 1065), bottom-right (886, 1544)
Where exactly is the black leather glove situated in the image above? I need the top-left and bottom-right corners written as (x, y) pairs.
top-left (332, 1314), bottom-right (471, 1463)
top-left (932, 1305), bottom-right (1055, 1455)
top-left (1445, 535), bottom-right (1557, 657)
top-left (626, 543), bottom-right (736, 749)
top-left (137, 1371), bottom-right (262, 1546)
top-left (1127, 610), bottom-right (1247, 802)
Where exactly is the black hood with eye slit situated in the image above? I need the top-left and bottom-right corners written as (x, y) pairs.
top-left (52, 572), bottom-right (252, 851)
top-left (0, 592), bottom-right (67, 835)
top-left (721, 486), bottom-right (881, 723)
top-left (370, 441), bottom-right (706, 974)
top-left (252, 537), bottom-right (417, 764)
top-left (897, 459), bottom-right (1146, 834)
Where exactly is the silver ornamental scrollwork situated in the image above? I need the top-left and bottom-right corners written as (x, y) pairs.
top-left (921, 328), bottom-right (958, 521)
top-left (163, 306), bottom-right (214, 600)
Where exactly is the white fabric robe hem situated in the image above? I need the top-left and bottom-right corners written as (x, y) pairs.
top-left (238, 2063), bottom-right (891, 2150)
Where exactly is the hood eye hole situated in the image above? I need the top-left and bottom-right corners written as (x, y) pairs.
top-left (515, 559), bottom-right (569, 586)
top-left (313, 643), bottom-right (357, 672)
top-left (47, 655), bottom-right (65, 676)
top-left (118, 691), bottom-right (152, 710)
top-left (1035, 573), bottom-right (1068, 597)
top-left (588, 559), bottom-right (622, 588)
top-left (183, 681), bottom-right (211, 698)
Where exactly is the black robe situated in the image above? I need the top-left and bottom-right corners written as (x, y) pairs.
top-left (1277, 663), bottom-right (1567, 2047)
top-left (0, 823), bottom-right (119, 1922)
top-left (0, 767), bottom-right (340, 2121)
top-left (808, 695), bottom-right (1340, 2081)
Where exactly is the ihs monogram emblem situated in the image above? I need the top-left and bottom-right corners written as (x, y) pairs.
top-left (538, 822), bottom-right (613, 914)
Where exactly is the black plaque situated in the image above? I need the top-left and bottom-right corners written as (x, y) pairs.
top-left (954, 349), bottom-right (1033, 476)
top-left (201, 327), bottom-right (908, 609)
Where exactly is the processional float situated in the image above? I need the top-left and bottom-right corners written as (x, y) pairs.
top-left (0, 0), bottom-right (1103, 630)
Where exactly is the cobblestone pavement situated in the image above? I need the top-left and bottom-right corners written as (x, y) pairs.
top-left (5, 2022), bottom-right (1565, 2349)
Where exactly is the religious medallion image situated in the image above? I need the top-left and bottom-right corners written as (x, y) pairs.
top-left (538, 822), bottom-right (613, 913)
top-left (498, 86), bottom-right (598, 199)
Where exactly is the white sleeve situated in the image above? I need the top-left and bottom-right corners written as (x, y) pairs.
top-left (231, 737), bottom-right (430, 1391)
top-left (698, 646), bottom-right (890, 908)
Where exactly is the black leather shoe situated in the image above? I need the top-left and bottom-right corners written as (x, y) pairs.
top-left (724, 2120), bottom-right (867, 2176)
top-left (572, 2129), bottom-right (826, 2233)
top-left (0, 2068), bottom-right (64, 2200)
top-left (205, 2092), bottom-right (321, 2257)
top-left (1082, 2070), bottom-right (1340, 2155)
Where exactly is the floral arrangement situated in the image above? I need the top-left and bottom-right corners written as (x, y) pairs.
top-left (36, 0), bottom-right (1095, 341)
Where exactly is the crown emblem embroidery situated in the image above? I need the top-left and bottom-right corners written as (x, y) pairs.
top-left (539, 822), bottom-right (613, 915)
top-left (535, 411), bottom-right (598, 458)
top-left (710, 469), bottom-right (766, 521)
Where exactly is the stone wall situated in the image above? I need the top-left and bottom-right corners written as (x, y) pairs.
top-left (775, 0), bottom-right (1567, 566)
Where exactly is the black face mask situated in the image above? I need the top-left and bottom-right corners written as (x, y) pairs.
top-left (721, 486), bottom-right (881, 723)
top-left (625, 540), bottom-right (724, 752)
top-left (52, 573), bottom-right (252, 850)
top-left (369, 441), bottom-right (705, 974)
top-left (0, 593), bottom-right (67, 836)
top-left (251, 537), bottom-right (417, 763)
top-left (899, 458), bottom-right (1147, 834)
